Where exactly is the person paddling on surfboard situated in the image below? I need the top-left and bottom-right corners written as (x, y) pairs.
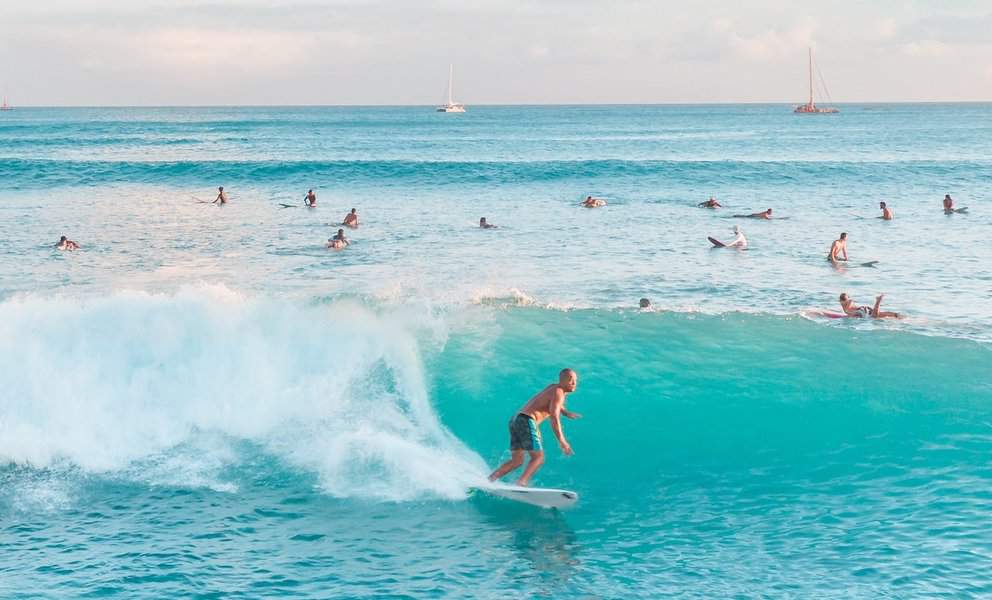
top-left (488, 368), bottom-right (581, 487)
top-left (732, 208), bottom-right (773, 219)
top-left (698, 196), bottom-right (722, 209)
top-left (839, 293), bottom-right (900, 319)
top-left (828, 232), bottom-right (849, 264)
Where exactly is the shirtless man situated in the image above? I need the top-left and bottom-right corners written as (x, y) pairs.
top-left (581, 196), bottom-right (607, 208)
top-left (943, 194), bottom-right (954, 213)
top-left (56, 235), bottom-right (79, 251)
top-left (212, 186), bottom-right (228, 205)
top-left (326, 228), bottom-right (349, 249)
top-left (879, 202), bottom-right (893, 220)
top-left (733, 208), bottom-right (772, 219)
top-left (479, 217), bottom-right (496, 229)
top-left (828, 232), bottom-right (848, 264)
top-left (840, 293), bottom-right (900, 319)
top-left (343, 208), bottom-right (359, 228)
top-left (725, 225), bottom-right (747, 249)
top-left (698, 196), bottom-right (722, 209)
top-left (305, 189), bottom-right (317, 207)
top-left (488, 368), bottom-right (581, 487)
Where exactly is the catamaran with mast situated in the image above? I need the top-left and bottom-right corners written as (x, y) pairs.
top-left (436, 64), bottom-right (465, 113)
top-left (794, 48), bottom-right (838, 114)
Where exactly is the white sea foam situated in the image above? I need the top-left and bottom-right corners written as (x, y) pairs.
top-left (0, 285), bottom-right (486, 500)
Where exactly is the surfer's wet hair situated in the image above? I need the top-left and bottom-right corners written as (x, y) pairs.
top-left (559, 368), bottom-right (575, 378)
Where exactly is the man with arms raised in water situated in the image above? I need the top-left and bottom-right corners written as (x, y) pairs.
top-left (343, 208), bottom-right (359, 228)
top-left (212, 186), bottom-right (228, 205)
top-left (828, 232), bottom-right (848, 264)
top-left (879, 202), bottom-right (893, 220)
top-left (489, 368), bottom-right (581, 487)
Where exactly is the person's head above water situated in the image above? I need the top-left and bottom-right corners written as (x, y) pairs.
top-left (880, 202), bottom-right (887, 208)
top-left (945, 194), bottom-right (952, 199)
top-left (338, 228), bottom-right (344, 235)
top-left (733, 225), bottom-right (742, 234)
top-left (840, 232), bottom-right (847, 240)
top-left (558, 368), bottom-right (578, 392)
top-left (480, 217), bottom-right (487, 224)
top-left (59, 235), bottom-right (67, 242)
top-left (218, 186), bottom-right (224, 191)
top-left (351, 208), bottom-right (356, 214)
top-left (766, 208), bottom-right (773, 215)
top-left (639, 298), bottom-right (650, 308)
top-left (839, 293), bottom-right (850, 302)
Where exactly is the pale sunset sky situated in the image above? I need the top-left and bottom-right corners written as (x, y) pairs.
top-left (1, 0), bottom-right (990, 106)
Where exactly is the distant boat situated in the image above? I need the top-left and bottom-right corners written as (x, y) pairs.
top-left (436, 64), bottom-right (466, 113)
top-left (794, 48), bottom-right (838, 114)
top-left (0, 97), bottom-right (11, 111)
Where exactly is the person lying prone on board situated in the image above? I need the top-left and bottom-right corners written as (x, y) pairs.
top-left (488, 368), bottom-right (581, 487)
top-left (732, 208), bottom-right (773, 219)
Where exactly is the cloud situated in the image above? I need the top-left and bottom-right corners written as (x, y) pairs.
top-left (715, 17), bottom-right (818, 62)
top-left (901, 39), bottom-right (950, 58)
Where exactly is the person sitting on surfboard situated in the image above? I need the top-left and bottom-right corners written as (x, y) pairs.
top-left (488, 368), bottom-right (581, 487)
top-left (733, 208), bottom-right (772, 219)
top-left (828, 232), bottom-right (849, 264)
top-left (709, 225), bottom-right (746, 249)
top-left (581, 196), bottom-right (606, 208)
top-left (343, 208), bottom-right (359, 228)
top-left (305, 189), bottom-right (317, 207)
top-left (839, 293), bottom-right (900, 319)
top-left (212, 186), bottom-right (228, 205)
top-left (698, 196), bottom-right (722, 209)
top-left (943, 194), bottom-right (954, 213)
top-left (879, 202), bottom-right (893, 220)
top-left (56, 235), bottom-right (79, 251)
top-left (327, 228), bottom-right (349, 249)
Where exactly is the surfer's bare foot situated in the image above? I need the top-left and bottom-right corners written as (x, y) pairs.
top-left (514, 479), bottom-right (530, 487)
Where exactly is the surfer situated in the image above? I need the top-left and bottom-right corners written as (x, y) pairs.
top-left (840, 293), bottom-right (900, 319)
top-left (305, 189), bottom-right (317, 207)
top-left (698, 196), bottom-right (722, 209)
top-left (581, 196), bottom-right (606, 208)
top-left (212, 186), bottom-right (228, 205)
top-left (879, 202), bottom-right (893, 220)
top-left (479, 217), bottom-right (496, 229)
top-left (828, 232), bottom-right (848, 264)
top-left (56, 235), bottom-right (79, 251)
top-left (733, 208), bottom-right (772, 219)
top-left (488, 368), bottom-right (581, 487)
top-left (943, 194), bottom-right (954, 213)
top-left (343, 208), bottom-right (359, 228)
top-left (326, 229), bottom-right (349, 249)
top-left (639, 298), bottom-right (651, 309)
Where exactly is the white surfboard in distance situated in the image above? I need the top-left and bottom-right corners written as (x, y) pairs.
top-left (475, 484), bottom-right (579, 509)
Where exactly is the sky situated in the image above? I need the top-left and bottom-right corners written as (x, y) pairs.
top-left (1, 0), bottom-right (990, 106)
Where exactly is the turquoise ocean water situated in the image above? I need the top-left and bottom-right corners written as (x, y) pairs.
top-left (1, 105), bottom-right (991, 598)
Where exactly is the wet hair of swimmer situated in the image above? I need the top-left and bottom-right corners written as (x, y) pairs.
top-left (839, 293), bottom-right (849, 302)
top-left (351, 208), bottom-right (356, 214)
top-left (218, 186), bottom-right (223, 191)
top-left (480, 217), bottom-right (487, 224)
top-left (840, 232), bottom-right (847, 239)
top-left (766, 208), bottom-right (773, 214)
top-left (639, 298), bottom-right (650, 308)
top-left (338, 229), bottom-right (344, 235)
top-left (60, 235), bottom-right (67, 242)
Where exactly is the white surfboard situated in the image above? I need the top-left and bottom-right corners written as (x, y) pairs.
top-left (475, 484), bottom-right (579, 509)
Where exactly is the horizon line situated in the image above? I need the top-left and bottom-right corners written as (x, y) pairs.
top-left (3, 100), bottom-right (991, 109)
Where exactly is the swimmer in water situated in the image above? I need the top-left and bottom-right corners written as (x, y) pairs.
top-left (305, 189), bottom-right (317, 207)
top-left (943, 194), bottom-right (954, 213)
top-left (326, 228), bottom-right (350, 249)
top-left (479, 217), bottom-right (496, 229)
top-left (488, 368), bottom-right (581, 486)
top-left (343, 208), bottom-right (359, 228)
top-left (828, 232), bottom-right (849, 264)
top-left (879, 202), bottom-right (893, 220)
top-left (840, 293), bottom-right (900, 319)
top-left (212, 186), bottom-right (228, 205)
top-left (56, 235), bottom-right (80, 251)
top-left (639, 298), bottom-right (651, 309)
top-left (698, 196), bottom-right (722, 209)
top-left (581, 196), bottom-right (607, 208)
top-left (733, 208), bottom-right (772, 219)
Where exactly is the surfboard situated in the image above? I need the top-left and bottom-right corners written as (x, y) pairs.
top-left (278, 203), bottom-right (297, 209)
top-left (475, 484), bottom-right (579, 509)
top-left (708, 236), bottom-right (725, 247)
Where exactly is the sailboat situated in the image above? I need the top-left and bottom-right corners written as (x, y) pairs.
top-left (436, 64), bottom-right (465, 113)
top-left (0, 97), bottom-right (11, 111)
top-left (794, 48), bottom-right (838, 114)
